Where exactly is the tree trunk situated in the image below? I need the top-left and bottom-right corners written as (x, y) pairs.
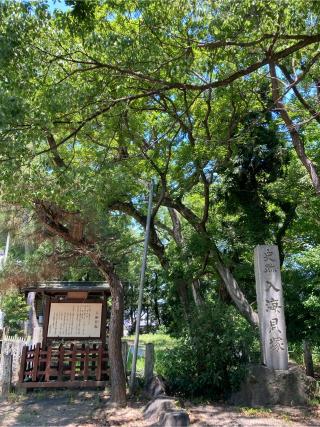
top-left (216, 262), bottom-right (259, 328)
top-left (34, 201), bottom-right (127, 404)
top-left (146, 306), bottom-right (149, 332)
top-left (163, 198), bottom-right (260, 328)
top-left (191, 279), bottom-right (203, 307)
top-left (153, 273), bottom-right (161, 326)
top-left (269, 62), bottom-right (320, 196)
top-left (108, 274), bottom-right (127, 405)
top-left (26, 292), bottom-right (39, 339)
top-left (176, 279), bottom-right (191, 321)
top-left (303, 340), bottom-right (315, 378)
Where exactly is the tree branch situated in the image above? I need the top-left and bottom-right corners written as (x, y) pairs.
top-left (46, 133), bottom-right (66, 168)
top-left (269, 62), bottom-right (320, 196)
top-left (108, 200), bottom-right (168, 268)
top-left (278, 61), bottom-right (320, 125)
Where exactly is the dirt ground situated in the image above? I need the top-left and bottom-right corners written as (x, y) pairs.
top-left (0, 390), bottom-right (319, 427)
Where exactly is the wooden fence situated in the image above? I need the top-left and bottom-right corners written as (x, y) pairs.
top-left (18, 343), bottom-right (109, 389)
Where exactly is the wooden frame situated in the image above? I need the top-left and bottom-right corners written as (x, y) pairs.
top-left (43, 298), bottom-right (107, 347)
top-left (18, 343), bottom-right (109, 389)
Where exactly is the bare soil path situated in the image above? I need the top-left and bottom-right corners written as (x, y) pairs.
top-left (185, 402), bottom-right (320, 426)
top-left (0, 390), bottom-right (319, 426)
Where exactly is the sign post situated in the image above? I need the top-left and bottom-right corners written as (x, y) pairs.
top-left (129, 179), bottom-right (154, 393)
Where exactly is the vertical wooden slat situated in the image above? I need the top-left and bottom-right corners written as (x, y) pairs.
top-left (70, 344), bottom-right (76, 381)
top-left (58, 344), bottom-right (64, 381)
top-left (80, 343), bottom-right (85, 375)
top-left (84, 346), bottom-right (89, 380)
top-left (32, 343), bottom-right (41, 381)
top-left (18, 345), bottom-right (27, 384)
top-left (101, 295), bottom-right (107, 348)
top-left (96, 344), bottom-right (103, 381)
top-left (91, 344), bottom-right (97, 375)
top-left (45, 346), bottom-right (52, 381)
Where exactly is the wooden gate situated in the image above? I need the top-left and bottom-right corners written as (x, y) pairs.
top-left (18, 343), bottom-right (109, 389)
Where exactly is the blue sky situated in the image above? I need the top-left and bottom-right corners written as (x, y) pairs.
top-left (47, 0), bottom-right (70, 13)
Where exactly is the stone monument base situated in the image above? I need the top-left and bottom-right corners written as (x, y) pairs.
top-left (229, 364), bottom-right (317, 406)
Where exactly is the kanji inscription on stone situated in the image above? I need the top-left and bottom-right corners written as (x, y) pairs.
top-left (254, 245), bottom-right (288, 370)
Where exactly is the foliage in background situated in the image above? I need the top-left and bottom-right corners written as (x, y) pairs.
top-left (156, 302), bottom-right (260, 399)
top-left (0, 290), bottom-right (29, 335)
top-left (0, 0), bottom-right (319, 401)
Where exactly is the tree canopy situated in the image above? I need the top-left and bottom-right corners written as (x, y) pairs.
top-left (0, 0), bottom-right (320, 403)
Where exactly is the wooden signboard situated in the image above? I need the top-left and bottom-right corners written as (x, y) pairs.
top-left (47, 302), bottom-right (102, 338)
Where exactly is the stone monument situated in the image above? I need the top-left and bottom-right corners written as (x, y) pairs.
top-left (230, 245), bottom-right (317, 406)
top-left (254, 245), bottom-right (288, 370)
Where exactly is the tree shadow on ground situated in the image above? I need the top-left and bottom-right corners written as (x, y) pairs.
top-left (0, 389), bottom-right (104, 426)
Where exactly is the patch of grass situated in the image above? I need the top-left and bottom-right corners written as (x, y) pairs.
top-left (309, 396), bottom-right (320, 406)
top-left (123, 333), bottom-right (177, 351)
top-left (32, 390), bottom-right (48, 400)
top-left (6, 391), bottom-right (26, 403)
top-left (126, 351), bottom-right (144, 374)
top-left (281, 413), bottom-right (293, 423)
top-left (239, 406), bottom-right (272, 417)
top-left (308, 379), bottom-right (320, 406)
top-left (123, 333), bottom-right (177, 377)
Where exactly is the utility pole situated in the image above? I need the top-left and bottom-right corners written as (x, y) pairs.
top-left (129, 179), bottom-right (154, 394)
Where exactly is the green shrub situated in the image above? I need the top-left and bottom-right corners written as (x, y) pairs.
top-left (155, 301), bottom-right (259, 399)
top-left (0, 290), bottom-right (29, 335)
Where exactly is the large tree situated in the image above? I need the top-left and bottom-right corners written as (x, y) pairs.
top-left (1, 0), bottom-right (320, 401)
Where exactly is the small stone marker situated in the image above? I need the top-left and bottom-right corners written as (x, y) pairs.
top-left (0, 354), bottom-right (12, 396)
top-left (254, 245), bottom-right (288, 370)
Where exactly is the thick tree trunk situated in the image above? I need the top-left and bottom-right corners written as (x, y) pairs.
top-left (108, 274), bottom-right (127, 405)
top-left (34, 200), bottom-right (127, 405)
top-left (163, 198), bottom-right (260, 327)
top-left (216, 261), bottom-right (259, 328)
top-left (303, 340), bottom-right (315, 378)
top-left (176, 279), bottom-right (191, 320)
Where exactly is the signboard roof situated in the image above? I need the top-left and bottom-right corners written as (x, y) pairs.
top-left (23, 281), bottom-right (110, 293)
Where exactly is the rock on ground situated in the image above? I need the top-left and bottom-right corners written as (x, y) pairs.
top-left (229, 364), bottom-right (317, 406)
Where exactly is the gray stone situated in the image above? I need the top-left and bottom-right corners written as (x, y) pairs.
top-left (144, 396), bottom-right (190, 427)
top-left (158, 410), bottom-right (190, 427)
top-left (144, 396), bottom-right (176, 419)
top-left (0, 336), bottom-right (26, 385)
top-left (144, 375), bottom-right (166, 399)
top-left (0, 354), bottom-right (12, 396)
top-left (229, 364), bottom-right (317, 406)
top-left (254, 245), bottom-right (288, 370)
